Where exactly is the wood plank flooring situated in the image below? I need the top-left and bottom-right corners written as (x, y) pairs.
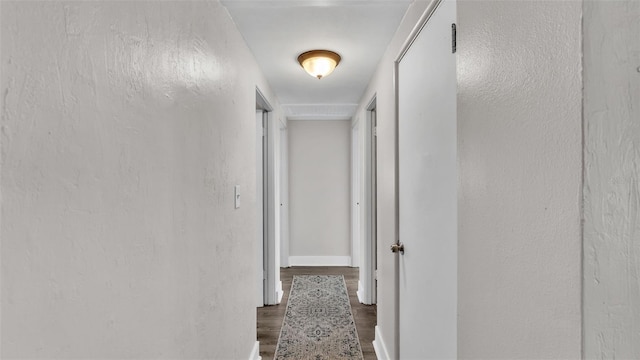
top-left (257, 266), bottom-right (377, 360)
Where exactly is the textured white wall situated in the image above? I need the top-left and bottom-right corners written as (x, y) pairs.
top-left (457, 1), bottom-right (582, 358)
top-left (354, 1), bottom-right (432, 357)
top-left (288, 120), bottom-right (351, 259)
top-left (0, 1), bottom-right (278, 358)
top-left (583, 1), bottom-right (640, 358)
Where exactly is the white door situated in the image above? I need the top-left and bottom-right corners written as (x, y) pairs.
top-left (256, 110), bottom-right (265, 307)
top-left (368, 107), bottom-right (377, 304)
top-left (397, 0), bottom-right (457, 358)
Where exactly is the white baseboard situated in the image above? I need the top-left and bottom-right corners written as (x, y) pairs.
top-left (373, 326), bottom-right (390, 360)
top-left (357, 280), bottom-right (365, 303)
top-left (248, 341), bottom-right (261, 360)
top-left (276, 280), bottom-right (284, 303)
top-left (288, 256), bottom-right (352, 266)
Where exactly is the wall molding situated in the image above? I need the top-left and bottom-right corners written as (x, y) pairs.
top-left (283, 103), bottom-right (357, 121)
top-left (372, 326), bottom-right (390, 360)
top-left (288, 256), bottom-right (352, 267)
top-left (277, 281), bottom-right (284, 303)
top-left (357, 280), bottom-right (365, 303)
top-left (248, 341), bottom-right (261, 360)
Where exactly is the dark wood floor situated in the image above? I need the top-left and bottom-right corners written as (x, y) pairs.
top-left (257, 266), bottom-right (377, 360)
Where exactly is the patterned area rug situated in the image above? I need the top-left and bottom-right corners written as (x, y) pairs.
top-left (274, 275), bottom-right (364, 360)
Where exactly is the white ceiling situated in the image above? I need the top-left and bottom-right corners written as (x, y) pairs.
top-left (221, 0), bottom-right (412, 120)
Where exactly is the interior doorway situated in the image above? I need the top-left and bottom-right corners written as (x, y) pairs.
top-left (256, 108), bottom-right (266, 307)
top-left (256, 88), bottom-right (282, 307)
top-left (357, 97), bottom-right (378, 305)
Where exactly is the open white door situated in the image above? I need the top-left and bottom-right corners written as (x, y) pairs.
top-left (396, 0), bottom-right (457, 358)
top-left (256, 88), bottom-right (282, 307)
top-left (256, 110), bottom-right (265, 307)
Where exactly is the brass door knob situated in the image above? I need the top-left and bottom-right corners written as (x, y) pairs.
top-left (390, 242), bottom-right (404, 254)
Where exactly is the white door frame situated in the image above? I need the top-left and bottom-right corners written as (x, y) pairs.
top-left (357, 96), bottom-right (378, 305)
top-left (256, 88), bottom-right (283, 306)
top-left (256, 109), bottom-right (266, 307)
top-left (279, 118), bottom-right (289, 268)
top-left (351, 120), bottom-right (361, 268)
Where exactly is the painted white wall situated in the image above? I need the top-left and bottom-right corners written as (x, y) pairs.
top-left (0, 1), bottom-right (279, 358)
top-left (288, 120), bottom-right (351, 265)
top-left (583, 1), bottom-right (640, 358)
top-left (354, 2), bottom-right (433, 357)
top-left (457, 1), bottom-right (582, 358)
top-left (256, 110), bottom-right (265, 307)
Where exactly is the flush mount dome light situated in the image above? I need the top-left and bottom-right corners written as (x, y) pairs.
top-left (297, 50), bottom-right (341, 79)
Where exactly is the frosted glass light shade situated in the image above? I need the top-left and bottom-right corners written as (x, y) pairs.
top-left (297, 50), bottom-right (341, 79)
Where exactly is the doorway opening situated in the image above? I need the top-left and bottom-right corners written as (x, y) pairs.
top-left (255, 88), bottom-right (282, 307)
top-left (357, 97), bottom-right (378, 305)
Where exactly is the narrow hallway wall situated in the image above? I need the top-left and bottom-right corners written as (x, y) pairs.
top-left (457, 1), bottom-right (583, 358)
top-left (0, 1), bottom-right (279, 358)
top-left (583, 1), bottom-right (640, 357)
top-left (288, 120), bottom-right (351, 265)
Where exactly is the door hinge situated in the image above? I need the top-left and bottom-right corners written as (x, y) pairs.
top-left (451, 23), bottom-right (457, 53)
top-left (373, 126), bottom-right (377, 136)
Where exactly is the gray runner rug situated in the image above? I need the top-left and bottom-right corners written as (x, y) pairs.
top-left (274, 275), bottom-right (364, 360)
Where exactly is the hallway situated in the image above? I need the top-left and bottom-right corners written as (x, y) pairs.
top-left (257, 267), bottom-right (377, 360)
top-left (1, 0), bottom-right (638, 359)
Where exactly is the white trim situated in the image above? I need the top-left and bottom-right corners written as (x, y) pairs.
top-left (256, 110), bottom-right (265, 308)
top-left (279, 124), bottom-right (290, 268)
top-left (267, 110), bottom-right (282, 305)
top-left (282, 103), bottom-right (358, 121)
top-left (248, 341), bottom-right (261, 360)
top-left (356, 280), bottom-right (365, 304)
top-left (395, 0), bottom-right (443, 62)
top-left (256, 87), bottom-right (281, 307)
top-left (288, 256), bottom-right (352, 267)
top-left (287, 116), bottom-right (353, 121)
top-left (256, 88), bottom-right (273, 112)
top-left (359, 100), bottom-right (377, 305)
top-left (372, 326), bottom-right (390, 360)
top-left (276, 280), bottom-right (284, 303)
top-left (351, 121), bottom-right (361, 268)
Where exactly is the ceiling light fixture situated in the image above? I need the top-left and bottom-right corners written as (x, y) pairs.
top-left (297, 50), bottom-right (341, 80)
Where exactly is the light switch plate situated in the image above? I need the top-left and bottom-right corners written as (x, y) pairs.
top-left (234, 185), bottom-right (240, 209)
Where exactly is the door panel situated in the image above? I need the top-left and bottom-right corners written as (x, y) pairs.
top-left (256, 110), bottom-right (265, 307)
top-left (398, 0), bottom-right (457, 358)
